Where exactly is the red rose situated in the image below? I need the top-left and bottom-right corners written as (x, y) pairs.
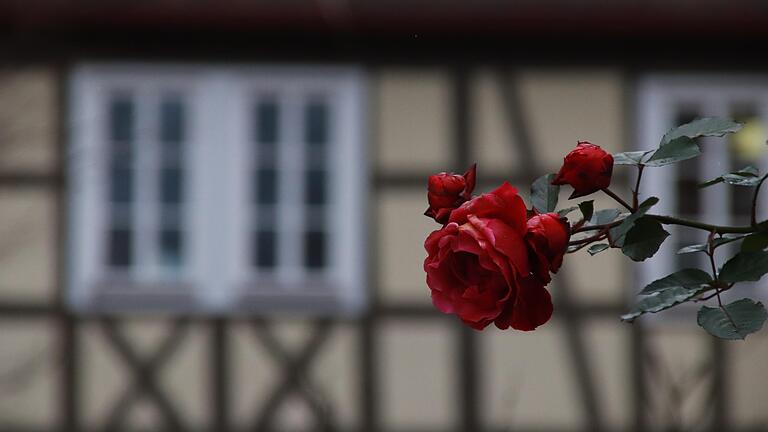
top-left (424, 182), bottom-right (553, 331)
top-left (424, 164), bottom-right (477, 224)
top-left (552, 141), bottom-right (613, 198)
top-left (526, 213), bottom-right (570, 284)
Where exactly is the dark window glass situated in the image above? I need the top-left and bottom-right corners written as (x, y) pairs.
top-left (161, 168), bottom-right (183, 204)
top-left (160, 97), bottom-right (185, 144)
top-left (108, 229), bottom-right (132, 267)
top-left (676, 178), bottom-right (700, 215)
top-left (159, 229), bottom-right (183, 267)
top-left (256, 100), bottom-right (279, 144)
top-left (732, 185), bottom-right (753, 218)
top-left (254, 230), bottom-right (276, 269)
top-left (255, 169), bottom-right (277, 204)
top-left (110, 96), bottom-right (134, 142)
top-left (304, 231), bottom-right (325, 269)
top-left (304, 100), bottom-right (328, 146)
top-left (305, 170), bottom-right (326, 205)
top-left (110, 164), bottom-right (133, 203)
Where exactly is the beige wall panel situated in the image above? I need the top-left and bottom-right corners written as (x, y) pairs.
top-left (0, 68), bottom-right (57, 173)
top-left (481, 323), bottom-right (583, 430)
top-left (583, 321), bottom-right (631, 430)
top-left (157, 324), bottom-right (207, 428)
top-left (375, 69), bottom-right (452, 172)
top-left (729, 331), bottom-right (768, 427)
top-left (378, 189), bottom-right (435, 305)
top-left (81, 322), bottom-right (129, 429)
top-left (517, 69), bottom-right (624, 170)
top-left (231, 322), bottom-right (279, 428)
top-left (0, 320), bottom-right (56, 427)
top-left (0, 188), bottom-right (55, 302)
top-left (558, 194), bottom-right (626, 304)
top-left (309, 324), bottom-right (359, 429)
top-left (379, 320), bottom-right (455, 430)
top-left (471, 70), bottom-right (520, 175)
top-left (644, 326), bottom-right (711, 430)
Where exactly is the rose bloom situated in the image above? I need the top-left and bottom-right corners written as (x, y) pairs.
top-left (552, 141), bottom-right (613, 198)
top-left (424, 182), bottom-right (565, 331)
top-left (526, 213), bottom-right (570, 284)
top-left (424, 164), bottom-right (477, 224)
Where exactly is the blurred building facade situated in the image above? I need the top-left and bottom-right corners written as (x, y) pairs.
top-left (1, 1), bottom-right (768, 431)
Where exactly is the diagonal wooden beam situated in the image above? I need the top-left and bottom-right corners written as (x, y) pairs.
top-left (99, 318), bottom-right (189, 432)
top-left (250, 319), bottom-right (335, 431)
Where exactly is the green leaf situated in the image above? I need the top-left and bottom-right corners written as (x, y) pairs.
top-left (699, 166), bottom-right (762, 188)
top-left (742, 231), bottom-right (768, 252)
top-left (622, 286), bottom-right (703, 321)
top-left (644, 136), bottom-right (701, 167)
top-left (621, 218), bottom-right (670, 261)
top-left (609, 197), bottom-right (659, 246)
top-left (662, 117), bottom-right (743, 145)
top-left (677, 235), bottom-right (748, 255)
top-left (613, 150), bottom-right (653, 166)
top-left (587, 243), bottom-right (609, 256)
top-left (639, 268), bottom-right (713, 295)
top-left (590, 208), bottom-right (622, 226)
top-left (578, 200), bottom-right (594, 222)
top-left (557, 206), bottom-right (579, 217)
top-left (697, 298), bottom-right (767, 340)
top-left (719, 251), bottom-right (768, 283)
top-left (531, 173), bottom-right (559, 213)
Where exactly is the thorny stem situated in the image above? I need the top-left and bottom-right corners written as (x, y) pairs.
top-left (647, 214), bottom-right (760, 234)
top-left (632, 165), bottom-right (645, 211)
top-left (601, 187), bottom-right (633, 212)
top-left (706, 231), bottom-right (740, 332)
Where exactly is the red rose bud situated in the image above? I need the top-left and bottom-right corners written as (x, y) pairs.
top-left (526, 213), bottom-right (570, 284)
top-left (424, 182), bottom-right (553, 331)
top-left (425, 164), bottom-right (477, 224)
top-left (552, 142), bottom-right (613, 198)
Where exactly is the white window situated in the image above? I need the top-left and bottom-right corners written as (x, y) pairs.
top-left (636, 75), bottom-right (768, 315)
top-left (68, 64), bottom-right (367, 315)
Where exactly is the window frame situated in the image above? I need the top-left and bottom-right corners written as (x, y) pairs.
top-left (635, 74), bottom-right (768, 318)
top-left (67, 63), bottom-right (368, 316)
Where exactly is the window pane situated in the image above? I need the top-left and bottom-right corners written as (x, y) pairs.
top-left (675, 178), bottom-right (700, 215)
top-left (161, 168), bottom-right (183, 204)
top-left (255, 100), bottom-right (279, 144)
top-left (305, 170), bottom-right (326, 205)
top-left (254, 230), bottom-right (276, 269)
top-left (159, 229), bottom-right (183, 267)
top-left (110, 164), bottom-right (132, 203)
top-left (160, 97), bottom-right (185, 144)
top-left (304, 231), bottom-right (326, 269)
top-left (108, 229), bottom-right (132, 267)
top-left (255, 168), bottom-right (277, 204)
top-left (304, 100), bottom-right (328, 146)
top-left (109, 96), bottom-right (134, 142)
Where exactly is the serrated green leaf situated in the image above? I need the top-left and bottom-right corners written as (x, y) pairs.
top-left (742, 231), bottom-right (768, 252)
top-left (677, 235), bottom-right (748, 254)
top-left (557, 206), bottom-right (579, 217)
top-left (697, 298), bottom-right (767, 340)
top-left (613, 150), bottom-right (653, 166)
top-left (621, 218), bottom-right (670, 261)
top-left (662, 117), bottom-right (743, 145)
top-left (622, 286), bottom-right (703, 321)
top-left (719, 251), bottom-right (768, 283)
top-left (578, 200), bottom-right (594, 222)
top-left (639, 268), bottom-right (713, 295)
top-left (609, 197), bottom-right (659, 247)
top-left (531, 173), bottom-right (559, 213)
top-left (590, 208), bottom-right (622, 226)
top-left (699, 166), bottom-right (762, 188)
top-left (644, 136), bottom-right (701, 167)
top-left (587, 243), bottom-right (610, 256)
